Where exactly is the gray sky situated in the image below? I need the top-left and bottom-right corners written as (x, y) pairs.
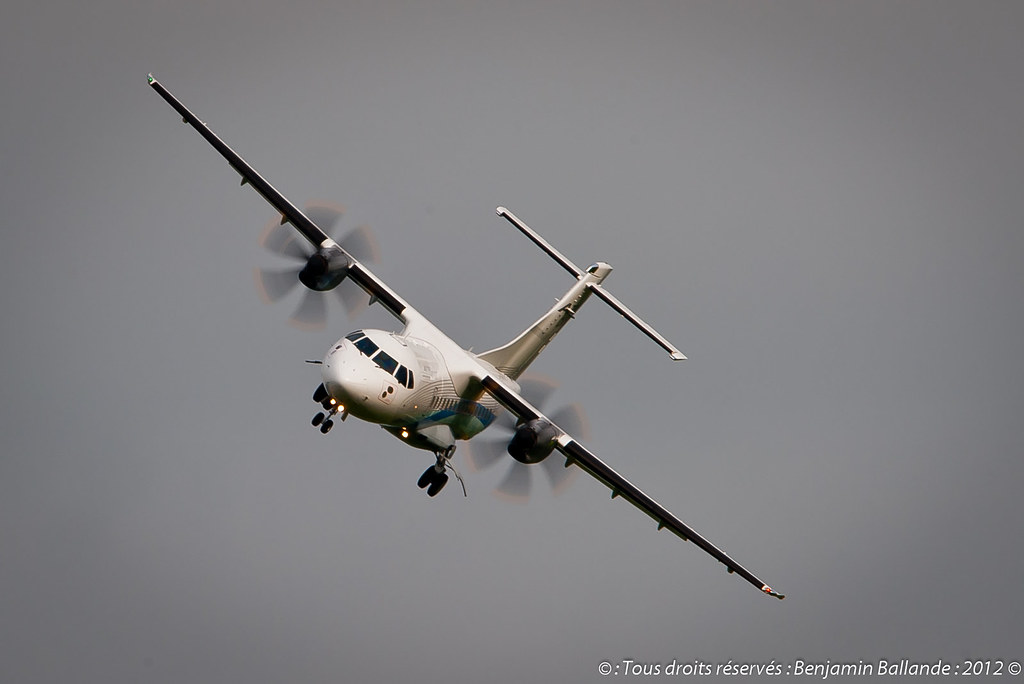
top-left (2, 1), bottom-right (1022, 682)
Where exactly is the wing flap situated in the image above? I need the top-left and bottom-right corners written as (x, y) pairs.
top-left (557, 436), bottom-right (783, 599)
top-left (149, 75), bottom-right (415, 325)
top-left (347, 262), bottom-right (408, 320)
top-left (478, 373), bottom-right (784, 599)
top-left (149, 75), bottom-right (329, 248)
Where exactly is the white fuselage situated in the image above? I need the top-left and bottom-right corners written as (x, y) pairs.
top-left (321, 326), bottom-right (505, 449)
top-left (319, 263), bottom-right (613, 454)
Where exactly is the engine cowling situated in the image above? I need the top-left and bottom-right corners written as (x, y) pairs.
top-left (299, 244), bottom-right (351, 291)
top-left (507, 418), bottom-right (561, 464)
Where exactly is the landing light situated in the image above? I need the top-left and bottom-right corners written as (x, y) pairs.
top-left (401, 428), bottom-right (410, 439)
top-left (329, 398), bottom-right (337, 406)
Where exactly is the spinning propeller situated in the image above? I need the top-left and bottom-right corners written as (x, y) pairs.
top-left (254, 202), bottom-right (380, 330)
top-left (464, 376), bottom-right (589, 501)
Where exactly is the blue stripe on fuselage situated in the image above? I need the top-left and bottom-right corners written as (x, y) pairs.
top-left (416, 400), bottom-right (497, 440)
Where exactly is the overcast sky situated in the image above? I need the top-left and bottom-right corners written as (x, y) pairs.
top-left (2, 1), bottom-right (1022, 682)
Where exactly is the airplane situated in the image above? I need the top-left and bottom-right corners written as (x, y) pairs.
top-left (148, 74), bottom-right (784, 600)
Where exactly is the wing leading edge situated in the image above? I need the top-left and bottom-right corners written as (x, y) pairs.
top-left (148, 74), bottom-right (411, 323)
top-left (478, 374), bottom-right (785, 600)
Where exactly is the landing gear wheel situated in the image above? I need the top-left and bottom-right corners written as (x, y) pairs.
top-left (427, 472), bottom-right (449, 497)
top-left (312, 412), bottom-right (325, 427)
top-left (417, 446), bottom-right (465, 498)
top-left (417, 467), bottom-right (435, 489)
top-left (319, 419), bottom-right (334, 434)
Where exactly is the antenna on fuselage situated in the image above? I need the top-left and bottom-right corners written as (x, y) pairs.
top-left (495, 207), bottom-right (686, 361)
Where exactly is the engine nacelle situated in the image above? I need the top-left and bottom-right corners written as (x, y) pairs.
top-left (507, 418), bottom-right (561, 464)
top-left (299, 244), bottom-right (351, 291)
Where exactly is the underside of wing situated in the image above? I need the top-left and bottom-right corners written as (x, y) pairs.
top-left (149, 74), bottom-right (413, 324)
top-left (477, 374), bottom-right (784, 599)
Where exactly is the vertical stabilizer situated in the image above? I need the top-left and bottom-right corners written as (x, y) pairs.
top-left (478, 263), bottom-right (611, 379)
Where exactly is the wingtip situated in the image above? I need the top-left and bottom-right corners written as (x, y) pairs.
top-left (762, 585), bottom-right (785, 600)
top-left (147, 73), bottom-right (156, 85)
top-left (670, 351), bottom-right (687, 361)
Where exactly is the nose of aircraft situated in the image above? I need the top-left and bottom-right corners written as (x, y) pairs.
top-left (321, 342), bottom-right (374, 411)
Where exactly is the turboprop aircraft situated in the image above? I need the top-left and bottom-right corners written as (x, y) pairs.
top-left (148, 74), bottom-right (784, 599)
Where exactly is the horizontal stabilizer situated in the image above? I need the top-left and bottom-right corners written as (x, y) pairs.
top-left (589, 284), bottom-right (686, 360)
top-left (495, 206), bottom-right (685, 362)
top-left (497, 207), bottom-right (582, 278)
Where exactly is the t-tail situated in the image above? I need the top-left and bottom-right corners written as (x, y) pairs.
top-left (478, 207), bottom-right (685, 379)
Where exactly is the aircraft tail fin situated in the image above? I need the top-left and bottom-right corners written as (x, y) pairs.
top-left (479, 208), bottom-right (685, 379)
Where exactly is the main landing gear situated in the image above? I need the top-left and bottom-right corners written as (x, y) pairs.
top-left (417, 446), bottom-right (467, 498)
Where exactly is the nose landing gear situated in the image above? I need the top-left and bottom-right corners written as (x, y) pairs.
top-left (417, 446), bottom-right (466, 498)
top-left (312, 411), bottom-right (335, 433)
top-left (311, 384), bottom-right (345, 435)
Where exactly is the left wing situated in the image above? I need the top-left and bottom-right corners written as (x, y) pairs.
top-left (148, 74), bottom-right (411, 323)
top-left (478, 374), bottom-right (785, 599)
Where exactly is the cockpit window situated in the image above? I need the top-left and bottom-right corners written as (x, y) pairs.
top-left (354, 337), bottom-right (379, 357)
top-left (373, 350), bottom-right (399, 374)
top-left (348, 333), bottom-right (414, 388)
top-left (394, 366), bottom-right (414, 389)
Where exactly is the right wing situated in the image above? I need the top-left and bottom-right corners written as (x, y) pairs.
top-left (479, 374), bottom-right (785, 600)
top-left (148, 74), bottom-right (411, 323)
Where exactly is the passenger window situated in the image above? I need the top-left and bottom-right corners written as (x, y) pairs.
top-left (396, 366), bottom-right (408, 387)
top-left (373, 350), bottom-right (399, 374)
top-left (354, 337), bottom-right (379, 357)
